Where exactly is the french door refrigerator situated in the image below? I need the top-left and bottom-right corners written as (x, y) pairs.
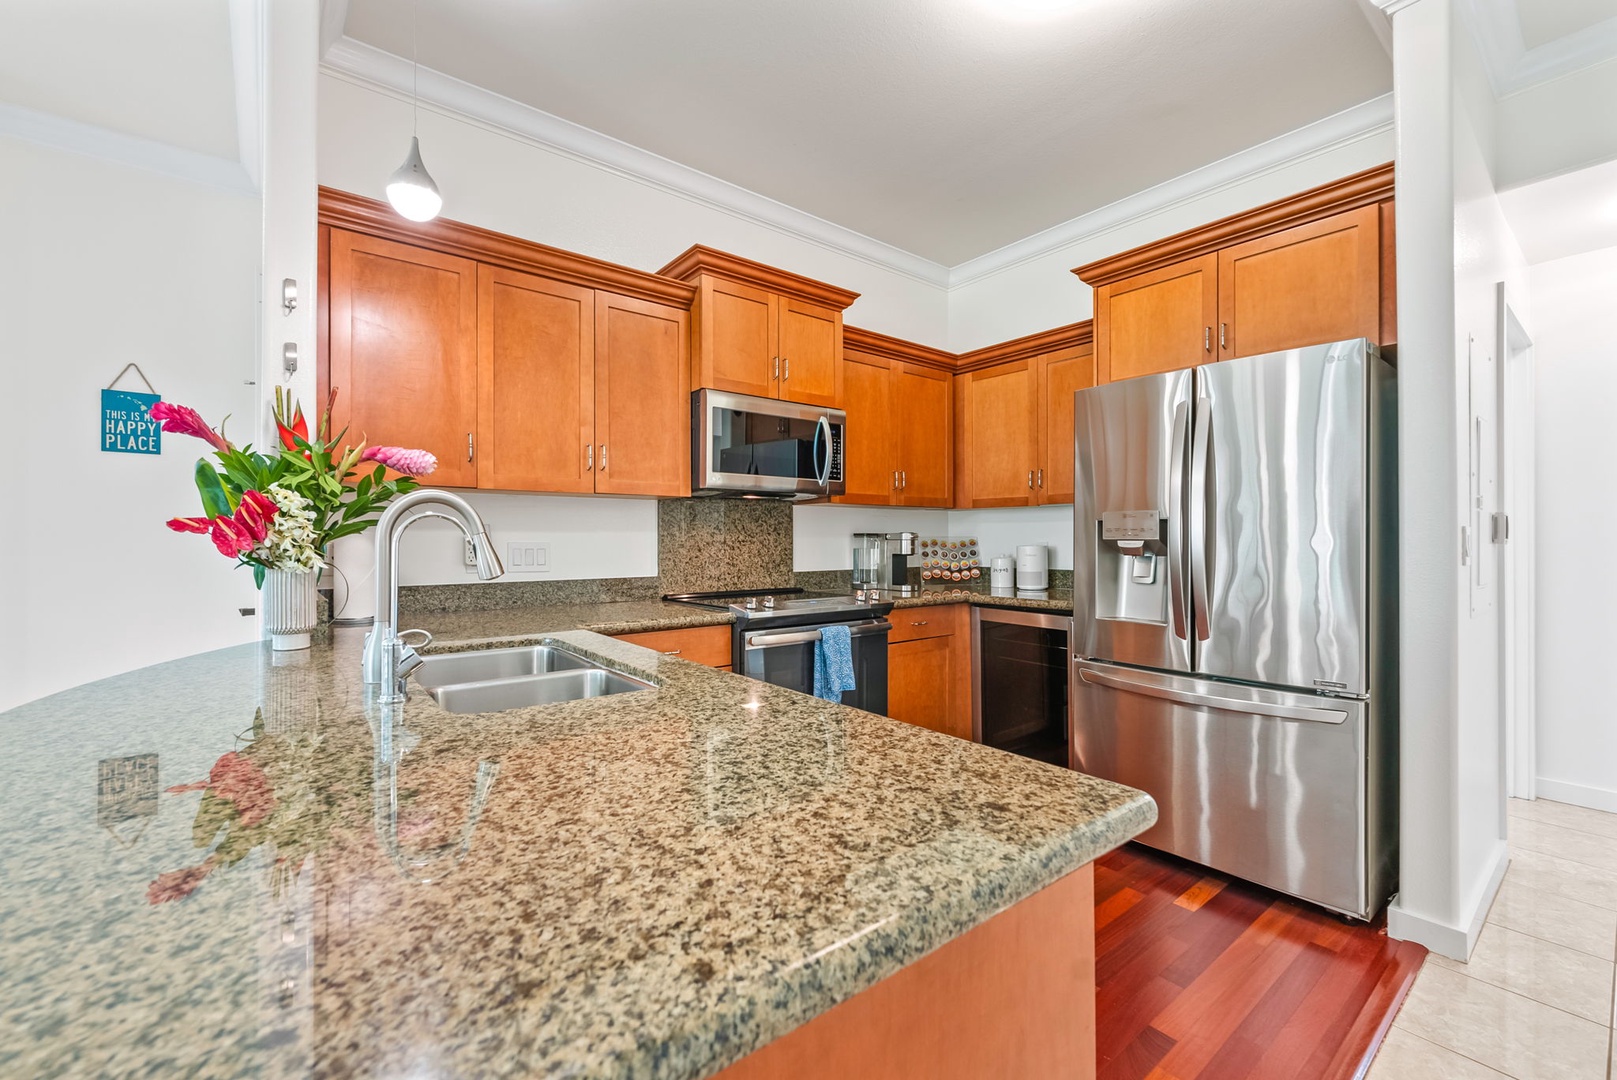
top-left (1070, 338), bottom-right (1397, 919)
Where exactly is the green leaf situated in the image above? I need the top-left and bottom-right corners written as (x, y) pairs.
top-left (253, 564), bottom-right (266, 590)
top-left (194, 460), bottom-right (235, 517)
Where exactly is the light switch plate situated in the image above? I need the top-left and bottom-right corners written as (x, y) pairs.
top-left (506, 541), bottom-right (550, 574)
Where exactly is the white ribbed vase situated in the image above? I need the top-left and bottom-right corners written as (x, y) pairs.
top-left (262, 568), bottom-right (318, 651)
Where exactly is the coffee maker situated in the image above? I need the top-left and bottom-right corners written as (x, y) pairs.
top-left (852, 532), bottom-right (919, 597)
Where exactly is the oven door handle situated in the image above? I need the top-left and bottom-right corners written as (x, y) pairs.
top-left (745, 620), bottom-right (889, 650)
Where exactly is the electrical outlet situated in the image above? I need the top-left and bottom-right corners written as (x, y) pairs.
top-left (464, 537), bottom-right (479, 568)
top-left (505, 541), bottom-right (550, 574)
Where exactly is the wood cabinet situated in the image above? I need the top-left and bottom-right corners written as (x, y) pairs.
top-left (886, 605), bottom-right (971, 741)
top-left (951, 324), bottom-right (1095, 508)
top-left (835, 330), bottom-right (955, 508)
top-left (319, 191), bottom-right (696, 499)
top-left (328, 228), bottom-right (480, 488)
top-left (614, 625), bottom-right (731, 669)
top-left (1078, 165), bottom-right (1396, 383)
top-left (661, 246), bottom-right (859, 409)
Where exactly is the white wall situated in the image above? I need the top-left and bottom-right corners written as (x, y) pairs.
top-left (0, 139), bottom-right (262, 711)
top-left (1531, 245), bottom-right (1617, 812)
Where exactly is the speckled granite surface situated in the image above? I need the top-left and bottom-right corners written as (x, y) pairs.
top-left (407, 599), bottom-right (736, 648)
top-left (896, 585), bottom-right (1076, 614)
top-left (0, 623), bottom-right (1151, 1079)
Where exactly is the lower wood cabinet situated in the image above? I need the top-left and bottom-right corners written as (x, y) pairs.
top-left (886, 605), bottom-right (971, 741)
top-left (613, 625), bottom-right (732, 668)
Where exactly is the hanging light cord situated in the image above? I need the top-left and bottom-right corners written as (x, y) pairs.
top-left (411, 0), bottom-right (420, 136)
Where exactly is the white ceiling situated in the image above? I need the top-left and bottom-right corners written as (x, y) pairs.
top-left (1498, 156), bottom-right (1617, 264)
top-left (1515, 0), bottom-right (1617, 51)
top-left (0, 0), bottom-right (239, 161)
top-left (340, 0), bottom-right (1392, 266)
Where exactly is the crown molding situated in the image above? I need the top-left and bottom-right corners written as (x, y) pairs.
top-left (956, 321), bottom-right (1092, 373)
top-left (318, 0), bottom-right (349, 59)
top-left (0, 103), bottom-right (256, 195)
top-left (319, 36), bottom-right (952, 289)
top-left (842, 325), bottom-right (959, 371)
top-left (949, 94), bottom-right (1393, 288)
top-left (660, 245), bottom-right (860, 310)
top-left (1461, 0), bottom-right (1617, 98)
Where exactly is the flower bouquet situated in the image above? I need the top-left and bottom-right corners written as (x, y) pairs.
top-left (154, 388), bottom-right (437, 647)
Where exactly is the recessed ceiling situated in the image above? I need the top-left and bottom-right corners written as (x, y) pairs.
top-left (1515, 0), bottom-right (1617, 52)
top-left (1498, 156), bottom-right (1617, 264)
top-left (0, 0), bottom-right (239, 160)
top-left (339, 0), bottom-right (1391, 265)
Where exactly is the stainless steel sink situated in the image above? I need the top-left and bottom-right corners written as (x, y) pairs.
top-left (415, 645), bottom-right (654, 714)
top-left (427, 669), bottom-right (654, 714)
top-left (414, 645), bottom-right (594, 690)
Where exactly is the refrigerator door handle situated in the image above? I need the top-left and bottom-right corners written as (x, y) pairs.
top-left (1168, 400), bottom-right (1190, 641)
top-left (1189, 398), bottom-right (1212, 641)
top-left (1077, 666), bottom-right (1349, 725)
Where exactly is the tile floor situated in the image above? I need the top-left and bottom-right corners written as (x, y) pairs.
top-left (1368, 798), bottom-right (1617, 1080)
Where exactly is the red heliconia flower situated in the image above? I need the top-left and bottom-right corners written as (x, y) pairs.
top-left (166, 517), bottom-right (213, 534)
top-left (362, 445), bottom-right (438, 477)
top-left (147, 863), bottom-right (215, 905)
top-left (276, 401), bottom-right (309, 452)
top-left (210, 515), bottom-right (254, 558)
top-left (148, 401), bottom-right (229, 452)
top-left (207, 751), bottom-right (276, 828)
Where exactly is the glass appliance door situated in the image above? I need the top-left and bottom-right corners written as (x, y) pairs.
top-left (974, 609), bottom-right (1071, 766)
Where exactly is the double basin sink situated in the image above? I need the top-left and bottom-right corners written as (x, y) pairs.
top-left (414, 645), bottom-right (654, 714)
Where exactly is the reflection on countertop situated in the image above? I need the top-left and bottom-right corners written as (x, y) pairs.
top-left (0, 623), bottom-right (1148, 1080)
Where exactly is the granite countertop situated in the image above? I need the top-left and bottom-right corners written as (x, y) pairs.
top-left (0, 623), bottom-right (1150, 1079)
top-left (404, 598), bottom-right (736, 646)
top-left (895, 585), bottom-right (1075, 614)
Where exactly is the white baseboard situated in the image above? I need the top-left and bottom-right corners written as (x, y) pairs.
top-left (1386, 840), bottom-right (1510, 960)
top-left (1534, 778), bottom-right (1617, 814)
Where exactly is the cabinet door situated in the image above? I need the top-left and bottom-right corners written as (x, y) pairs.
top-left (1094, 253), bottom-right (1217, 384)
top-left (328, 229), bottom-right (479, 488)
top-left (888, 634), bottom-right (955, 736)
top-left (835, 350), bottom-right (894, 505)
top-left (1035, 345), bottom-right (1095, 506)
top-left (594, 293), bottom-right (691, 496)
top-left (1218, 205), bottom-right (1380, 360)
top-left (696, 277), bottom-right (777, 399)
top-left (777, 298), bottom-right (843, 407)
top-left (955, 362), bottom-right (1038, 508)
top-left (895, 363), bottom-right (952, 507)
top-left (477, 266), bottom-right (594, 493)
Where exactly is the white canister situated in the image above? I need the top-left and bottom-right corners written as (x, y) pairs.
top-left (990, 555), bottom-right (1015, 590)
top-left (1015, 545), bottom-right (1049, 591)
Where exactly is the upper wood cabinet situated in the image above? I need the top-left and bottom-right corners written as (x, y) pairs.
top-left (328, 228), bottom-right (481, 489)
top-left (593, 293), bottom-right (691, 496)
top-left (661, 246), bottom-right (858, 409)
top-left (835, 328), bottom-right (955, 508)
top-left (952, 324), bottom-right (1094, 508)
top-left (1077, 163), bottom-right (1396, 383)
top-left (319, 189), bottom-right (696, 498)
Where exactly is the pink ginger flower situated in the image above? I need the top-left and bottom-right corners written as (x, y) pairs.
top-left (148, 401), bottom-right (229, 452)
top-left (362, 445), bottom-right (437, 477)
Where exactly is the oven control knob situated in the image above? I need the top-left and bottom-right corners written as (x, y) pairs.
top-left (763, 595), bottom-right (776, 609)
top-left (744, 596), bottom-right (758, 610)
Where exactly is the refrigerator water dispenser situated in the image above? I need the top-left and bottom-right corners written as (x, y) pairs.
top-left (1095, 510), bottom-right (1168, 624)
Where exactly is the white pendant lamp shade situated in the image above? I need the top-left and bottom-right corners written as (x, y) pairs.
top-left (386, 136), bottom-right (442, 222)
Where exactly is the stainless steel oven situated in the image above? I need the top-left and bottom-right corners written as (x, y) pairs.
top-left (741, 619), bottom-right (889, 714)
top-left (692, 389), bottom-right (846, 500)
top-left (973, 608), bottom-right (1072, 766)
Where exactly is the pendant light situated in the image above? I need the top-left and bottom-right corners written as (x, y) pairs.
top-left (386, 0), bottom-right (442, 222)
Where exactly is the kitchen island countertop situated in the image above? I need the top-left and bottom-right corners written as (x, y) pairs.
top-left (0, 618), bottom-right (1148, 1079)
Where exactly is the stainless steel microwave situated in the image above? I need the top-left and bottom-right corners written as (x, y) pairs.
top-left (692, 389), bottom-right (846, 500)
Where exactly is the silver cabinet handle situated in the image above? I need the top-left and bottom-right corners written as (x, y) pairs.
top-left (1219, 323), bottom-right (1227, 350)
top-left (1167, 400), bottom-right (1189, 641)
top-left (900, 469), bottom-right (907, 490)
top-left (663, 649), bottom-right (682, 656)
top-left (783, 356), bottom-right (789, 380)
top-left (1037, 468), bottom-right (1043, 488)
top-left (1028, 470), bottom-right (1034, 489)
top-left (586, 443), bottom-right (593, 471)
top-left (1189, 399), bottom-right (1211, 642)
top-left (1205, 327), bottom-right (1211, 352)
top-left (893, 470), bottom-right (900, 490)
top-left (467, 432), bottom-right (474, 462)
top-left (1077, 666), bottom-right (1349, 724)
top-left (910, 620), bottom-right (928, 627)
top-left (599, 444), bottom-right (607, 472)
top-left (772, 356), bottom-right (780, 380)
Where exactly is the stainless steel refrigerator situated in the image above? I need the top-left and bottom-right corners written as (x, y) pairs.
top-left (1070, 338), bottom-right (1397, 919)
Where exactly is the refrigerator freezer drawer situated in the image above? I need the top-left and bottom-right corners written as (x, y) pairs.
top-left (1072, 661), bottom-right (1370, 918)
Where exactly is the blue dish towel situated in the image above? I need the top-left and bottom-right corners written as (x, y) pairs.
top-left (813, 624), bottom-right (857, 702)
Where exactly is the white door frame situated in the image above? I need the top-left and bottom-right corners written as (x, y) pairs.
top-left (1497, 281), bottom-right (1536, 800)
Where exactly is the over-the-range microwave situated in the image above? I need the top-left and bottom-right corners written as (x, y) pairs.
top-left (691, 389), bottom-right (846, 500)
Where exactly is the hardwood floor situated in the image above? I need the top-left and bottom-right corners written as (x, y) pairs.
top-left (1096, 843), bottom-right (1426, 1080)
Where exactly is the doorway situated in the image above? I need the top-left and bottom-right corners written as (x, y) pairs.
top-left (1495, 283), bottom-right (1535, 801)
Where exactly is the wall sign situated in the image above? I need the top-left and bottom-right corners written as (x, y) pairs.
top-left (102, 363), bottom-right (161, 455)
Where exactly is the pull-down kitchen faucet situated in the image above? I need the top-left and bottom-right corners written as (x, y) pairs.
top-left (362, 489), bottom-right (504, 702)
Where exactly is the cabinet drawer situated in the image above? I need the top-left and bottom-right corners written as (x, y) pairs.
top-left (615, 625), bottom-right (732, 667)
top-left (888, 605), bottom-right (965, 644)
